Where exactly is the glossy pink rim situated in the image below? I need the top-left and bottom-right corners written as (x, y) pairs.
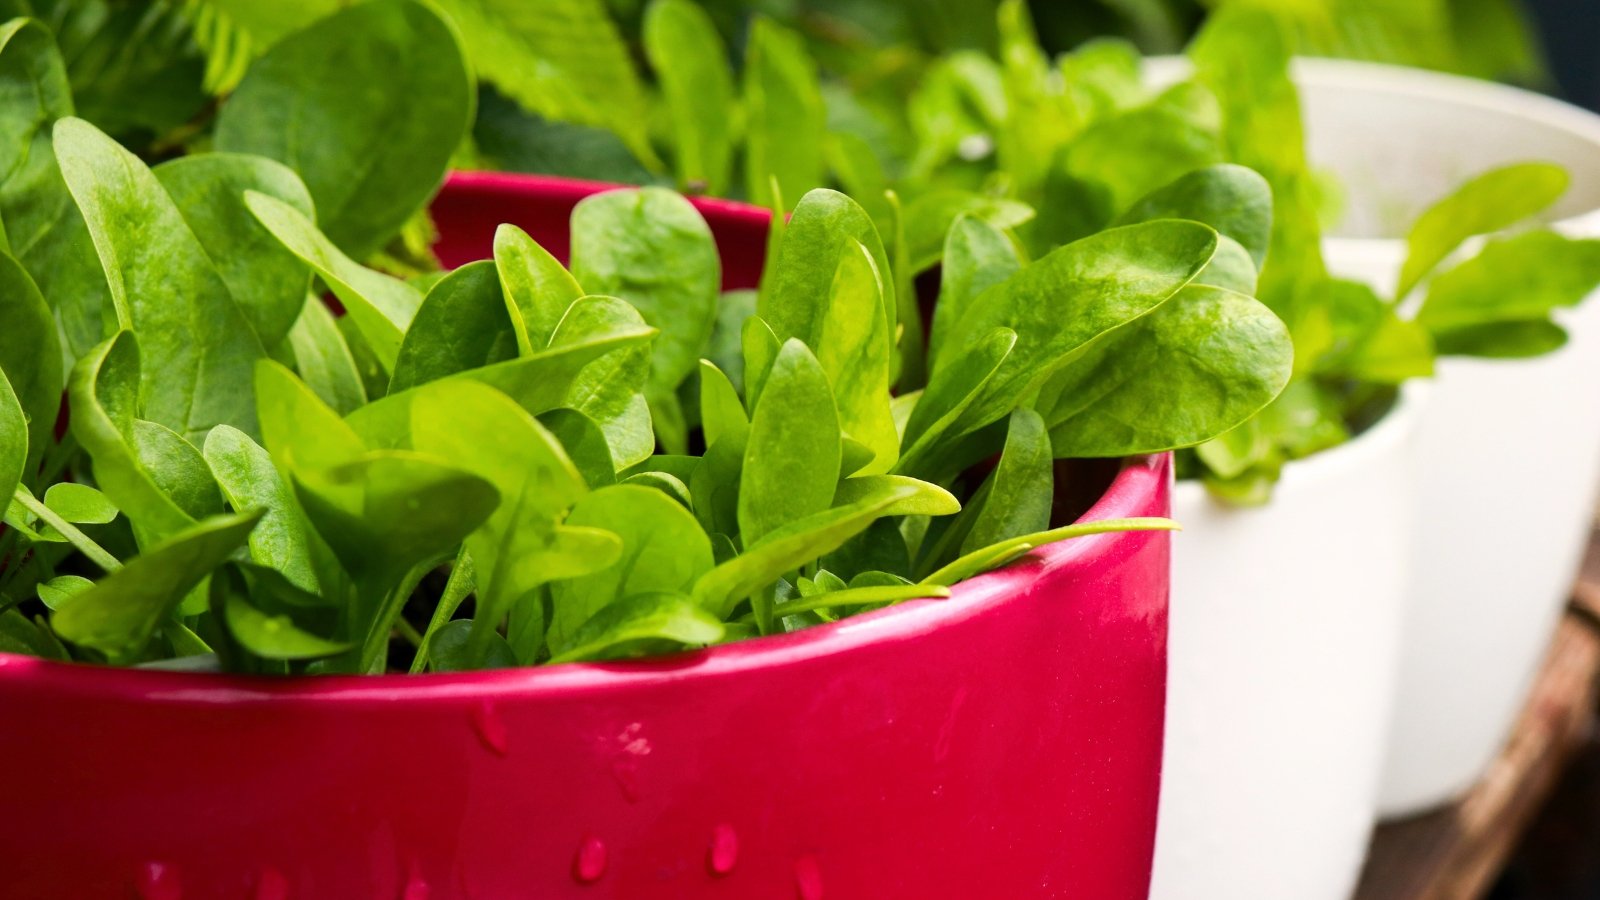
top-left (444, 170), bottom-right (776, 227)
top-left (0, 456), bottom-right (1168, 701)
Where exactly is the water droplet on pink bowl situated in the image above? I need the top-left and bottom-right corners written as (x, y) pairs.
top-left (409, 864), bottom-right (435, 900)
top-left (573, 836), bottom-right (608, 884)
top-left (708, 824), bottom-right (738, 876)
top-left (254, 866), bottom-right (289, 900)
top-left (470, 699), bottom-right (509, 756)
top-left (134, 861), bottom-right (181, 900)
top-left (794, 855), bottom-right (823, 900)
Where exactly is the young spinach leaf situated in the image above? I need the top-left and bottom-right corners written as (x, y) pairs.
top-left (52, 510), bottom-right (262, 663)
top-left (56, 117), bottom-right (266, 439)
top-left (69, 333), bottom-right (195, 544)
top-left (931, 219), bottom-right (1220, 439)
top-left (547, 484), bottom-right (712, 655)
top-left (153, 153), bottom-right (315, 352)
top-left (743, 17), bottom-right (825, 210)
top-left (1037, 284), bottom-right (1294, 456)
top-left (203, 424), bottom-right (321, 594)
top-left (962, 408), bottom-right (1053, 554)
top-left (1397, 162), bottom-right (1569, 299)
top-left (0, 251), bottom-right (60, 476)
top-left (494, 223), bottom-right (583, 352)
top-left (0, 18), bottom-right (110, 359)
top-left (410, 380), bottom-right (619, 662)
top-left (548, 591), bottom-right (723, 664)
top-left (215, 0), bottom-right (474, 258)
top-left (738, 339), bottom-right (842, 546)
top-left (570, 187), bottom-right (719, 396)
top-left (390, 261), bottom-right (519, 393)
top-left (286, 295), bottom-right (368, 415)
top-left (927, 215), bottom-right (1023, 371)
top-left (246, 190), bottom-right (423, 372)
top-left (0, 366), bottom-right (23, 510)
top-left (643, 0), bottom-right (735, 195)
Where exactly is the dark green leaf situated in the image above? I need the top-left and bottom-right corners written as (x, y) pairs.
top-left (53, 510), bottom-right (262, 662)
top-left (215, 0), bottom-right (474, 258)
top-left (204, 424), bottom-right (321, 593)
top-left (390, 260), bottom-right (519, 393)
top-left (152, 153), bottom-right (315, 351)
top-left (246, 190), bottom-right (423, 371)
top-left (962, 408), bottom-right (1052, 554)
top-left (56, 117), bottom-right (265, 439)
top-left (548, 591), bottom-right (723, 664)
top-left (738, 339), bottom-right (842, 545)
top-left (0, 251), bottom-right (59, 476)
top-left (548, 484), bottom-right (712, 653)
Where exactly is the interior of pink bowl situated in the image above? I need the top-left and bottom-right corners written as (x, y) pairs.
top-left (433, 171), bottom-right (774, 289)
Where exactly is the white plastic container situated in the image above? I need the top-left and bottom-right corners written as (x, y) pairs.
top-left (1295, 59), bottom-right (1600, 817)
top-left (1152, 387), bottom-right (1422, 900)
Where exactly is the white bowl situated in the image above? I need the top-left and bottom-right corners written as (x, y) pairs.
top-left (1154, 385), bottom-right (1422, 900)
top-left (1295, 58), bottom-right (1600, 817)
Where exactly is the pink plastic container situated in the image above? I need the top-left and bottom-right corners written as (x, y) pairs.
top-left (0, 173), bottom-right (1171, 900)
top-left (432, 171), bottom-right (773, 288)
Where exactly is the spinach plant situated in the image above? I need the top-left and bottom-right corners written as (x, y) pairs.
top-left (0, 6), bottom-right (1293, 674)
top-left (619, 0), bottom-right (1600, 505)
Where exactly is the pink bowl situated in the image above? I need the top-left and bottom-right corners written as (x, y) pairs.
top-left (432, 171), bottom-right (773, 289)
top-left (0, 173), bottom-right (1170, 900)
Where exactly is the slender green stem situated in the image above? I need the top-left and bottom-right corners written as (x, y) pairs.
top-left (32, 433), bottom-right (79, 490)
top-left (751, 582), bottom-right (777, 636)
top-left (0, 528), bottom-right (23, 594)
top-left (358, 562), bottom-right (433, 674)
top-left (11, 487), bottom-right (121, 573)
top-left (410, 549), bottom-right (474, 674)
top-left (919, 517), bottom-right (1179, 587)
top-left (164, 618), bottom-right (211, 657)
top-left (395, 617), bottom-right (423, 647)
top-left (739, 583), bottom-right (953, 623)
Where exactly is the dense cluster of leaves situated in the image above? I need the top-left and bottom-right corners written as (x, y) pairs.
top-left (0, 2), bottom-right (1292, 673)
top-left (477, 0), bottom-right (1597, 505)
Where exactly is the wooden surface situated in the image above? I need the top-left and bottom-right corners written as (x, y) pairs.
top-left (1353, 531), bottom-right (1600, 900)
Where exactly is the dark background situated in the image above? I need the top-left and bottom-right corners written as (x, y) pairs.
top-left (1528, 0), bottom-right (1600, 111)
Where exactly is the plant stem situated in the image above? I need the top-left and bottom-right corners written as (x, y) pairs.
top-left (11, 487), bottom-right (121, 573)
top-left (410, 548), bottom-right (474, 674)
top-left (751, 582), bottom-right (777, 636)
top-left (395, 617), bottom-right (423, 647)
top-left (358, 562), bottom-right (433, 674)
top-left (32, 433), bottom-right (79, 490)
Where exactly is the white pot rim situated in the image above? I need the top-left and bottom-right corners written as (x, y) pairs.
top-left (1174, 380), bottom-right (1427, 507)
top-left (1143, 54), bottom-right (1600, 261)
top-left (1290, 57), bottom-right (1600, 258)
